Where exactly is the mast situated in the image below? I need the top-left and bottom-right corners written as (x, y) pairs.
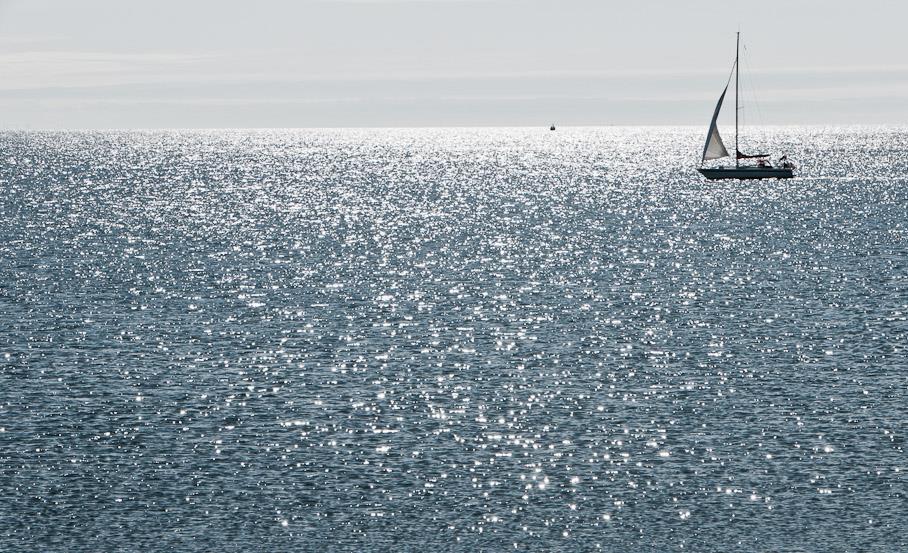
top-left (735, 32), bottom-right (740, 168)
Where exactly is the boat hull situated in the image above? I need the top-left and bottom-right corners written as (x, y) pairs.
top-left (698, 167), bottom-right (794, 180)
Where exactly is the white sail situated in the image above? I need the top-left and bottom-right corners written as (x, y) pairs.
top-left (702, 85), bottom-right (730, 162)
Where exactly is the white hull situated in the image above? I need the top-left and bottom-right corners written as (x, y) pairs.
top-left (698, 167), bottom-right (794, 180)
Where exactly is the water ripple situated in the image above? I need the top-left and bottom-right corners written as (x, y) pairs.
top-left (0, 127), bottom-right (906, 551)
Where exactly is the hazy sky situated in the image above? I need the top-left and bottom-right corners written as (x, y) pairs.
top-left (0, 0), bottom-right (906, 128)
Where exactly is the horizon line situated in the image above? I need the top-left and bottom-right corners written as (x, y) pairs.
top-left (1, 123), bottom-right (905, 132)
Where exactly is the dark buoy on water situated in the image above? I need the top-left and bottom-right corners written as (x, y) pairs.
top-left (550, 123), bottom-right (556, 131)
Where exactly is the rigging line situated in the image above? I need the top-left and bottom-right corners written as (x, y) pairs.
top-left (725, 58), bottom-right (737, 88)
top-left (741, 43), bottom-right (748, 141)
top-left (722, 57), bottom-right (736, 130)
top-left (742, 43), bottom-right (767, 131)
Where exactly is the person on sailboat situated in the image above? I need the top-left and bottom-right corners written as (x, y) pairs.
top-left (779, 155), bottom-right (795, 170)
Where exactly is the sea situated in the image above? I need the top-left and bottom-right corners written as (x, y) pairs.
top-left (1, 127), bottom-right (905, 552)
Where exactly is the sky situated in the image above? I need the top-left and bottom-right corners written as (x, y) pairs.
top-left (0, 0), bottom-right (906, 128)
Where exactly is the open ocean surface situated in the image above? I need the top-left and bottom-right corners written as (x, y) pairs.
top-left (0, 127), bottom-right (906, 552)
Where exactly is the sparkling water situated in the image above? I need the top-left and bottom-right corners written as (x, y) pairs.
top-left (1, 127), bottom-right (906, 551)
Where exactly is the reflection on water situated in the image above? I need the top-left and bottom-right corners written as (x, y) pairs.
top-left (1, 127), bottom-right (906, 551)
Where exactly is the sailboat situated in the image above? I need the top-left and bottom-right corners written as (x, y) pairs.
top-left (698, 33), bottom-right (794, 180)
